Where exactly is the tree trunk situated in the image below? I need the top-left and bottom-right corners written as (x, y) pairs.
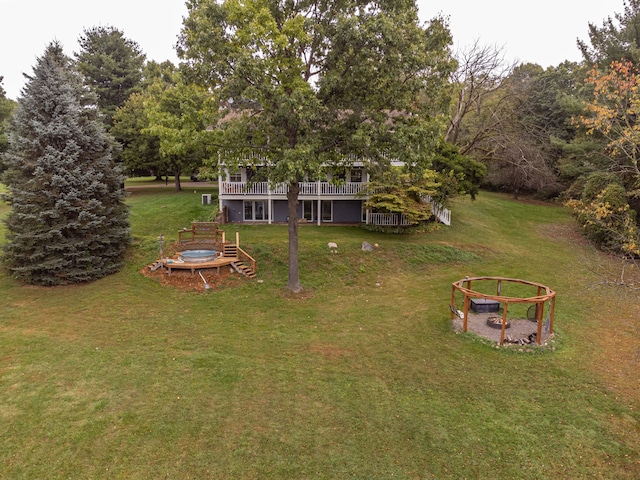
top-left (174, 165), bottom-right (182, 192)
top-left (286, 180), bottom-right (302, 292)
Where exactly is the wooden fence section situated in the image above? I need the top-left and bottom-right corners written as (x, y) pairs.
top-left (178, 222), bottom-right (223, 244)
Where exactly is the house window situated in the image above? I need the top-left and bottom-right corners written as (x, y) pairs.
top-left (243, 201), bottom-right (267, 221)
top-left (321, 200), bottom-right (333, 222)
top-left (350, 169), bottom-right (363, 183)
top-left (302, 200), bottom-right (314, 221)
top-left (229, 171), bottom-right (242, 182)
top-left (244, 201), bottom-right (253, 220)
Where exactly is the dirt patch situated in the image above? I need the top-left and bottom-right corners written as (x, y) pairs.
top-left (279, 288), bottom-right (315, 300)
top-left (452, 311), bottom-right (554, 348)
top-left (308, 342), bottom-right (352, 359)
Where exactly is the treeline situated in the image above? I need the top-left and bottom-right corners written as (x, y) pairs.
top-left (444, 0), bottom-right (640, 256)
top-left (1, 0), bottom-right (639, 267)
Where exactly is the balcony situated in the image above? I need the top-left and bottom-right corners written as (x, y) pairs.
top-left (219, 181), bottom-right (368, 197)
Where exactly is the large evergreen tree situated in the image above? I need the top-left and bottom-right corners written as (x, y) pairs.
top-left (75, 26), bottom-right (146, 126)
top-left (2, 42), bottom-right (130, 286)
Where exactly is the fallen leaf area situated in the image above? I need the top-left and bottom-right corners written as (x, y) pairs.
top-left (140, 242), bottom-right (246, 292)
top-left (140, 262), bottom-right (246, 292)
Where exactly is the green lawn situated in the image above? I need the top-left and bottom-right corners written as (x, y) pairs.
top-left (0, 187), bottom-right (638, 479)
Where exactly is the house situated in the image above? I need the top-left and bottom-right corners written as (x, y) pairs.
top-left (217, 162), bottom-right (451, 226)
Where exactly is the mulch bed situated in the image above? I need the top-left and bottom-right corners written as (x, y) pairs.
top-left (140, 241), bottom-right (246, 292)
top-left (140, 261), bottom-right (246, 292)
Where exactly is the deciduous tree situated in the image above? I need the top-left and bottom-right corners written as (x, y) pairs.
top-left (143, 71), bottom-right (215, 191)
top-left (361, 168), bottom-right (438, 228)
top-left (178, 0), bottom-right (456, 292)
top-left (446, 41), bottom-right (513, 150)
top-left (0, 76), bottom-right (16, 171)
top-left (578, 60), bottom-right (640, 194)
top-left (112, 92), bottom-right (165, 177)
top-left (565, 173), bottom-right (639, 255)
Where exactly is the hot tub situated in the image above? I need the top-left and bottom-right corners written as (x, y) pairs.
top-left (178, 250), bottom-right (218, 263)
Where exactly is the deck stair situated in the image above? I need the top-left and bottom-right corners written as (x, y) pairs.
top-left (222, 243), bottom-right (256, 279)
top-left (231, 261), bottom-right (256, 279)
top-left (222, 244), bottom-right (238, 257)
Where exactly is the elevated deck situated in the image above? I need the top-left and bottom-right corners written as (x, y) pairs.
top-left (162, 255), bottom-right (238, 275)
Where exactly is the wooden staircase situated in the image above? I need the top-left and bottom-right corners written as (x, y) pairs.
top-left (231, 261), bottom-right (256, 279)
top-left (223, 244), bottom-right (238, 257)
top-left (222, 244), bottom-right (256, 279)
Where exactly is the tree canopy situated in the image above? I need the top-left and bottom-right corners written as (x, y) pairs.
top-left (178, 0), bottom-right (456, 291)
top-left (2, 42), bottom-right (130, 285)
top-left (578, 0), bottom-right (640, 66)
top-left (142, 69), bottom-right (215, 191)
top-left (0, 76), bottom-right (16, 169)
top-left (75, 26), bottom-right (146, 126)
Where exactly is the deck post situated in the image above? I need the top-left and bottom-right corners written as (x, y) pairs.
top-left (235, 231), bottom-right (240, 248)
top-left (218, 169), bottom-right (223, 213)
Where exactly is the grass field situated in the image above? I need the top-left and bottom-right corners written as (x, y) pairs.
top-left (0, 180), bottom-right (638, 479)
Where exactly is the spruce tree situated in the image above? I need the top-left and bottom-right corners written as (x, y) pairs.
top-left (2, 42), bottom-right (130, 285)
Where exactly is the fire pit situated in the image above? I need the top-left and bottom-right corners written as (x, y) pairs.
top-left (486, 316), bottom-right (510, 329)
top-left (178, 249), bottom-right (218, 263)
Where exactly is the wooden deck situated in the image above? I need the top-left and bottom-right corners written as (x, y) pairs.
top-left (160, 226), bottom-right (257, 279)
top-left (162, 256), bottom-right (238, 275)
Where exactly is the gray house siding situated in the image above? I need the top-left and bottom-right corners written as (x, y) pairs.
top-left (221, 199), bottom-right (364, 223)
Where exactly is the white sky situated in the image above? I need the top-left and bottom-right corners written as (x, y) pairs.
top-left (0, 0), bottom-right (622, 100)
top-left (419, 0), bottom-right (618, 68)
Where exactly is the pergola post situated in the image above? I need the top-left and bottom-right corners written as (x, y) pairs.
top-left (499, 302), bottom-right (509, 345)
top-left (536, 301), bottom-right (544, 345)
top-left (463, 295), bottom-right (470, 332)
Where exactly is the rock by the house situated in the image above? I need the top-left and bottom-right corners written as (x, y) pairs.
top-left (362, 241), bottom-right (375, 252)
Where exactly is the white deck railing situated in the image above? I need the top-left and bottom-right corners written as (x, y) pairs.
top-left (367, 197), bottom-right (451, 227)
top-left (368, 213), bottom-right (413, 226)
top-left (423, 195), bottom-right (451, 225)
top-left (219, 182), bottom-right (451, 226)
top-left (220, 181), bottom-right (368, 196)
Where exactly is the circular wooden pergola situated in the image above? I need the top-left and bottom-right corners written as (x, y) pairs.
top-left (450, 276), bottom-right (556, 345)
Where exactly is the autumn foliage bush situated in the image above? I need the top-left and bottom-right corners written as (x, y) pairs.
top-left (565, 173), bottom-right (638, 255)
